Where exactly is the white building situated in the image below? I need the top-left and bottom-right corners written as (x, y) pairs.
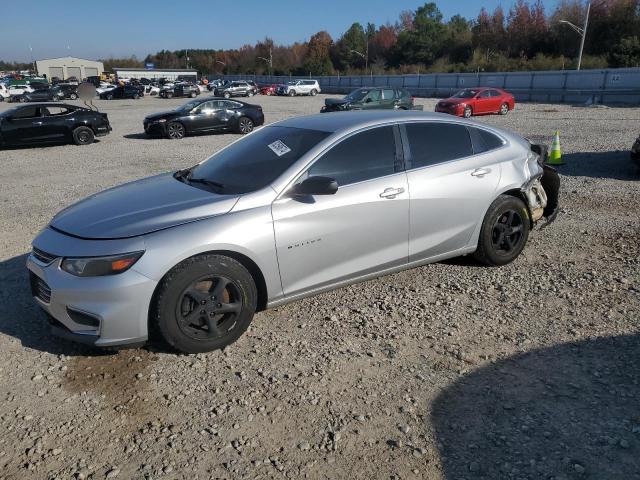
top-left (113, 67), bottom-right (198, 82)
top-left (35, 56), bottom-right (104, 81)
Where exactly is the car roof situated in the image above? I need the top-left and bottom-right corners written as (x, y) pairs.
top-left (274, 110), bottom-right (468, 133)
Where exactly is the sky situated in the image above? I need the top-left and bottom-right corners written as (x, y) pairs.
top-left (1, 0), bottom-right (561, 62)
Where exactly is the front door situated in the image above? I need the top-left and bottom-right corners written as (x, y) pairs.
top-left (474, 90), bottom-right (493, 114)
top-left (1, 105), bottom-right (45, 145)
top-left (402, 122), bottom-right (502, 261)
top-left (272, 125), bottom-right (409, 297)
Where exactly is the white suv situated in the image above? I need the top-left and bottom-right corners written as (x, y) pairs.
top-left (277, 79), bottom-right (321, 97)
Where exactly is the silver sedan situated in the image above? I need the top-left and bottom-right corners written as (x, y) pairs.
top-left (27, 111), bottom-right (560, 353)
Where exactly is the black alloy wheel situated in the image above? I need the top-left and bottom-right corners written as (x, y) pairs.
top-left (166, 122), bottom-right (185, 139)
top-left (491, 209), bottom-right (525, 255)
top-left (175, 276), bottom-right (243, 341)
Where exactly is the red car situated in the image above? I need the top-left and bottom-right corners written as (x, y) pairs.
top-left (435, 87), bottom-right (515, 118)
top-left (259, 84), bottom-right (278, 95)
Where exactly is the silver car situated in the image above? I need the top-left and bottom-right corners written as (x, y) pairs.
top-left (27, 111), bottom-right (559, 353)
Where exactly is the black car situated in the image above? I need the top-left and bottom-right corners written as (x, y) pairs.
top-left (99, 85), bottom-right (142, 100)
top-left (53, 84), bottom-right (79, 100)
top-left (0, 103), bottom-right (111, 148)
top-left (13, 88), bottom-right (62, 103)
top-left (632, 134), bottom-right (640, 167)
top-left (321, 87), bottom-right (420, 112)
top-left (159, 83), bottom-right (200, 99)
top-left (143, 97), bottom-right (264, 139)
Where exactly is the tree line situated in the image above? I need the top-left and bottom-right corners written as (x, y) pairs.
top-left (2, 1), bottom-right (639, 76)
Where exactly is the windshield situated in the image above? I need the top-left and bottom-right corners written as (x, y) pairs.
top-left (186, 126), bottom-right (331, 194)
top-left (176, 100), bottom-right (201, 112)
top-left (452, 89), bottom-right (479, 99)
top-left (345, 89), bottom-right (369, 102)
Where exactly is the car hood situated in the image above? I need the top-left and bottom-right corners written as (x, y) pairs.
top-left (440, 98), bottom-right (468, 105)
top-left (50, 173), bottom-right (239, 239)
top-left (324, 98), bottom-right (351, 107)
top-left (145, 111), bottom-right (180, 122)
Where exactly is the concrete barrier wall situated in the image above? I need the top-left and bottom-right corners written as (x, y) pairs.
top-left (212, 67), bottom-right (640, 104)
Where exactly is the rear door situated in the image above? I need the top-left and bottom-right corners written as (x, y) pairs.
top-left (272, 125), bottom-right (409, 296)
top-left (381, 88), bottom-right (396, 109)
top-left (402, 121), bottom-right (502, 261)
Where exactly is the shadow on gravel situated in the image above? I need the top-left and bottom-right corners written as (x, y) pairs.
top-left (432, 335), bottom-right (640, 480)
top-left (0, 253), bottom-right (112, 356)
top-left (0, 139), bottom-right (101, 150)
top-left (557, 151), bottom-right (639, 180)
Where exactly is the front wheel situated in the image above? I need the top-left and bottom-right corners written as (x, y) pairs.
top-left (69, 93), bottom-right (78, 100)
top-left (247, 91), bottom-right (254, 97)
top-left (499, 102), bottom-right (509, 115)
top-left (223, 92), bottom-right (231, 98)
top-left (190, 91), bottom-right (196, 98)
top-left (237, 116), bottom-right (254, 134)
top-left (463, 106), bottom-right (472, 118)
top-left (288, 90), bottom-right (296, 97)
top-left (133, 93), bottom-right (140, 100)
top-left (19, 96), bottom-right (28, 103)
top-left (473, 195), bottom-right (530, 266)
top-left (152, 254), bottom-right (257, 353)
top-left (166, 122), bottom-right (185, 139)
top-left (310, 89), bottom-right (317, 96)
top-left (106, 93), bottom-right (114, 100)
top-left (72, 126), bottom-right (95, 146)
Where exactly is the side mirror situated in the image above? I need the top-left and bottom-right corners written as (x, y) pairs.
top-left (290, 176), bottom-right (338, 196)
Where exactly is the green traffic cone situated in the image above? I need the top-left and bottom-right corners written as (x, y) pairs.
top-left (548, 130), bottom-right (563, 165)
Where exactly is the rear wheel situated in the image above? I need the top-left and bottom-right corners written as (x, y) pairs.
top-left (106, 93), bottom-right (114, 100)
top-left (474, 195), bottom-right (530, 266)
top-left (463, 106), bottom-right (472, 118)
top-left (72, 126), bottom-right (95, 146)
top-left (288, 90), bottom-right (296, 97)
top-left (499, 102), bottom-right (509, 115)
top-left (133, 93), bottom-right (140, 100)
top-left (153, 254), bottom-right (257, 353)
top-left (166, 122), bottom-right (185, 139)
top-left (247, 91), bottom-right (254, 97)
top-left (19, 95), bottom-right (28, 103)
top-left (310, 89), bottom-right (318, 96)
top-left (237, 116), bottom-right (254, 134)
top-left (69, 93), bottom-right (78, 100)
top-left (190, 91), bottom-right (197, 98)
top-left (224, 92), bottom-right (231, 99)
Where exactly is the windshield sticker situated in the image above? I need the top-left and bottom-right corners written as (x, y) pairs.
top-left (268, 140), bottom-right (291, 157)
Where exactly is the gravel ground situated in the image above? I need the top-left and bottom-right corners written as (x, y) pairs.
top-left (0, 94), bottom-right (639, 480)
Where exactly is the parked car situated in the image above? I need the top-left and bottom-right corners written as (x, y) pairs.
top-left (99, 85), bottom-right (142, 100)
top-left (0, 84), bottom-right (10, 101)
top-left (435, 88), bottom-right (515, 118)
top-left (321, 87), bottom-right (418, 112)
top-left (52, 84), bottom-right (79, 100)
top-left (631, 134), bottom-right (640, 167)
top-left (159, 83), bottom-right (200, 99)
top-left (276, 79), bottom-right (321, 96)
top-left (27, 111), bottom-right (559, 353)
top-left (96, 83), bottom-right (117, 95)
top-left (0, 103), bottom-right (111, 148)
top-left (259, 84), bottom-right (278, 95)
top-left (14, 88), bottom-right (62, 103)
top-left (144, 97), bottom-right (264, 139)
top-left (208, 79), bottom-right (228, 91)
top-left (6, 85), bottom-right (35, 98)
top-left (216, 81), bottom-right (255, 98)
top-left (66, 76), bottom-right (80, 85)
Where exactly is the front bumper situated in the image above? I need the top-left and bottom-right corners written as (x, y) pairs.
top-left (26, 243), bottom-right (157, 348)
top-left (631, 138), bottom-right (640, 165)
top-left (435, 104), bottom-right (464, 116)
top-left (144, 121), bottom-right (167, 136)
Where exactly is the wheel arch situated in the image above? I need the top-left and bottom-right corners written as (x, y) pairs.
top-left (496, 188), bottom-right (534, 227)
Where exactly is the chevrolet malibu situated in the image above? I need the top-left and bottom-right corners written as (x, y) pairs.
top-left (27, 111), bottom-right (559, 353)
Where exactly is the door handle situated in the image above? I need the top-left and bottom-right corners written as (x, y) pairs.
top-left (471, 168), bottom-right (491, 177)
top-left (379, 187), bottom-right (405, 199)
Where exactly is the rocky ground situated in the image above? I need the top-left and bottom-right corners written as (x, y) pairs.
top-left (0, 94), bottom-right (638, 480)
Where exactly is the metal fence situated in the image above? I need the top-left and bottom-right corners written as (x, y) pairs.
top-left (213, 67), bottom-right (640, 104)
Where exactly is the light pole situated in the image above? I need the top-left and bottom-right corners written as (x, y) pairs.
top-left (258, 47), bottom-right (273, 76)
top-left (350, 48), bottom-right (370, 76)
top-left (559, 1), bottom-right (590, 70)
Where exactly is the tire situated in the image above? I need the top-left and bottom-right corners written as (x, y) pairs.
top-left (69, 93), bottom-right (78, 100)
top-left (223, 92), bottom-right (231, 99)
top-left (247, 91), bottom-right (254, 97)
top-left (133, 93), bottom-right (140, 100)
top-left (463, 106), bottom-right (472, 118)
top-left (72, 126), bottom-right (95, 146)
top-left (166, 122), bottom-right (186, 139)
top-left (237, 116), bottom-right (254, 134)
top-left (499, 102), bottom-right (509, 115)
top-left (190, 91), bottom-right (196, 98)
top-left (288, 90), bottom-right (296, 97)
top-left (19, 96), bottom-right (28, 103)
top-left (106, 93), bottom-right (113, 100)
top-left (153, 254), bottom-right (257, 353)
top-left (310, 89), bottom-right (317, 96)
top-left (167, 92), bottom-right (173, 99)
top-left (473, 195), bottom-right (530, 266)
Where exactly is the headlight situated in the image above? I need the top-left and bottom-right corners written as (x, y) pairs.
top-left (61, 251), bottom-right (144, 277)
top-left (155, 118), bottom-right (167, 123)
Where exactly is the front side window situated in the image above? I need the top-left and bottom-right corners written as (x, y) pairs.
top-left (306, 126), bottom-right (396, 186)
top-left (188, 126), bottom-right (330, 194)
top-left (11, 106), bottom-right (40, 119)
top-left (194, 101), bottom-right (218, 114)
top-left (405, 122), bottom-right (473, 169)
top-left (365, 90), bottom-right (381, 102)
top-left (478, 90), bottom-right (492, 98)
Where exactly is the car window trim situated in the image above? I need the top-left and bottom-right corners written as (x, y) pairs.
top-left (277, 123), bottom-right (405, 197)
top-left (398, 121), bottom-right (508, 171)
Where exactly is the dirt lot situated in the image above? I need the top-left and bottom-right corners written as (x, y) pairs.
top-left (0, 94), bottom-right (639, 480)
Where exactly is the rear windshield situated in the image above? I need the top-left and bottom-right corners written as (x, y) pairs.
top-left (188, 126), bottom-right (331, 194)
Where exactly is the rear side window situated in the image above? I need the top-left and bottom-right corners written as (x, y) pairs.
top-left (467, 127), bottom-right (504, 154)
top-left (382, 88), bottom-right (395, 100)
top-left (307, 126), bottom-right (396, 186)
top-left (405, 123), bottom-right (473, 168)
